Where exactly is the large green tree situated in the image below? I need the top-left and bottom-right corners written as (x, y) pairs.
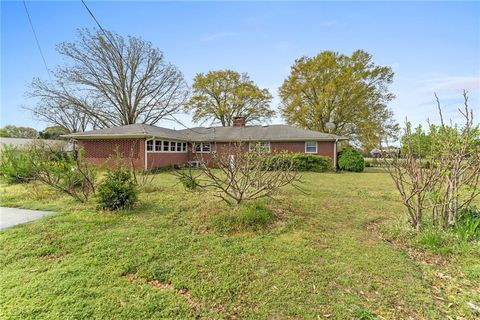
top-left (186, 70), bottom-right (274, 126)
top-left (279, 50), bottom-right (398, 148)
top-left (39, 126), bottom-right (70, 140)
top-left (0, 125), bottom-right (38, 139)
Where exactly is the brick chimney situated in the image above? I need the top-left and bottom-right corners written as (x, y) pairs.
top-left (232, 116), bottom-right (246, 127)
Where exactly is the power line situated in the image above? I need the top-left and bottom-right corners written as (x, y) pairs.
top-left (79, 0), bottom-right (203, 134)
top-left (22, 0), bottom-right (52, 81)
top-left (80, 0), bottom-right (110, 42)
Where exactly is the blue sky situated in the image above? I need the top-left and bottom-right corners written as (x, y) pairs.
top-left (1, 1), bottom-right (479, 131)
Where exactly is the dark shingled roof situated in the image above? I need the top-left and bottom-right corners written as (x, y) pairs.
top-left (62, 124), bottom-right (188, 140)
top-left (178, 125), bottom-right (346, 142)
top-left (63, 123), bottom-right (347, 142)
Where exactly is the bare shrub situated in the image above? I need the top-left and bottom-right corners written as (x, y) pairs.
top-left (384, 92), bottom-right (480, 230)
top-left (430, 92), bottom-right (480, 227)
top-left (28, 144), bottom-right (96, 202)
top-left (382, 123), bottom-right (444, 230)
top-left (174, 143), bottom-right (302, 205)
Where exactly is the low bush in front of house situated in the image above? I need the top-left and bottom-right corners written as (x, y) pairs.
top-left (97, 166), bottom-right (138, 211)
top-left (263, 153), bottom-right (332, 172)
top-left (338, 148), bottom-right (365, 172)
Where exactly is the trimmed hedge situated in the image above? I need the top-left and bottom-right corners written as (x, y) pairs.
top-left (338, 148), bottom-right (365, 172)
top-left (264, 153), bottom-right (332, 172)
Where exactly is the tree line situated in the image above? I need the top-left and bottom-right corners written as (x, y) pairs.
top-left (21, 28), bottom-right (398, 149)
top-left (0, 125), bottom-right (69, 140)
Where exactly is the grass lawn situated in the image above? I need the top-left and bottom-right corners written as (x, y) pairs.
top-left (1, 169), bottom-right (479, 319)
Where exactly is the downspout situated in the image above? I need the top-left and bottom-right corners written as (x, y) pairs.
top-left (71, 139), bottom-right (78, 159)
top-left (145, 136), bottom-right (154, 170)
top-left (334, 139), bottom-right (338, 171)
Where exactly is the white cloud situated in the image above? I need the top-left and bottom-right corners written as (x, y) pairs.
top-left (198, 31), bottom-right (240, 43)
top-left (390, 74), bottom-right (479, 127)
top-left (416, 75), bottom-right (479, 93)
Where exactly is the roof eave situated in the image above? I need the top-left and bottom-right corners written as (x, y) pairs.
top-left (61, 133), bottom-right (189, 141)
top-left (61, 134), bottom-right (149, 140)
top-left (187, 137), bottom-right (349, 142)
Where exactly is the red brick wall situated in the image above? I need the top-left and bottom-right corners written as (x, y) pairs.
top-left (271, 141), bottom-right (335, 159)
top-left (190, 141), bottom-right (335, 166)
top-left (78, 139), bottom-right (145, 169)
top-left (147, 152), bottom-right (190, 169)
top-left (78, 139), bottom-right (336, 170)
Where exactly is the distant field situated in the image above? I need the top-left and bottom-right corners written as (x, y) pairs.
top-left (1, 169), bottom-right (479, 319)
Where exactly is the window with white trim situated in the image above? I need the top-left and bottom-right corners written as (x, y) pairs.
top-left (305, 141), bottom-right (317, 153)
top-left (202, 143), bottom-right (211, 152)
top-left (249, 141), bottom-right (271, 153)
top-left (163, 141), bottom-right (170, 152)
top-left (194, 143), bottom-right (211, 153)
top-left (147, 140), bottom-right (154, 151)
top-left (155, 140), bottom-right (162, 151)
top-left (146, 139), bottom-right (188, 153)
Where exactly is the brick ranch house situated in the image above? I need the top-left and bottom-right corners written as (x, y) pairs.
top-left (63, 117), bottom-right (347, 170)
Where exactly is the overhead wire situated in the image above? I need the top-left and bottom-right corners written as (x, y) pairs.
top-left (22, 0), bottom-right (204, 139)
top-left (22, 0), bottom-right (52, 82)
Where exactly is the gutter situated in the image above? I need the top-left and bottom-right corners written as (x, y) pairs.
top-left (186, 137), bottom-right (349, 143)
top-left (61, 134), bottom-right (150, 140)
top-left (334, 139), bottom-right (339, 171)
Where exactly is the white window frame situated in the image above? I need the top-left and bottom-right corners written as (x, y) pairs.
top-left (202, 143), bottom-right (211, 153)
top-left (155, 140), bottom-right (162, 151)
top-left (305, 141), bottom-right (318, 153)
top-left (249, 141), bottom-right (271, 153)
top-left (193, 142), bottom-right (211, 153)
top-left (146, 139), bottom-right (188, 153)
top-left (163, 141), bottom-right (170, 152)
top-left (146, 140), bottom-right (154, 151)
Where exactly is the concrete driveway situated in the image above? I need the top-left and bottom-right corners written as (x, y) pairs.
top-left (0, 207), bottom-right (54, 230)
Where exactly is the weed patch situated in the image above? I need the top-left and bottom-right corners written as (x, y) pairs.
top-left (210, 201), bottom-right (277, 233)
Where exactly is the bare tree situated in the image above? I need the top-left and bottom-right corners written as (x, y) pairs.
top-left (27, 78), bottom-right (93, 132)
top-left (28, 28), bottom-right (188, 130)
top-left (174, 143), bottom-right (302, 205)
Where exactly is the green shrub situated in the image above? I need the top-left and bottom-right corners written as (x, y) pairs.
top-left (338, 148), bottom-right (365, 172)
top-left (97, 167), bottom-right (138, 211)
top-left (0, 146), bottom-right (36, 184)
top-left (43, 155), bottom-right (86, 189)
top-left (264, 153), bottom-right (331, 172)
top-left (179, 175), bottom-right (199, 190)
top-left (28, 148), bottom-right (96, 202)
top-left (455, 206), bottom-right (480, 241)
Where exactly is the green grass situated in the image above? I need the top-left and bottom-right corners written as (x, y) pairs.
top-left (1, 169), bottom-right (479, 319)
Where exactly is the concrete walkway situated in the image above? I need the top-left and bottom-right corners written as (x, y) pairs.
top-left (0, 207), bottom-right (54, 230)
